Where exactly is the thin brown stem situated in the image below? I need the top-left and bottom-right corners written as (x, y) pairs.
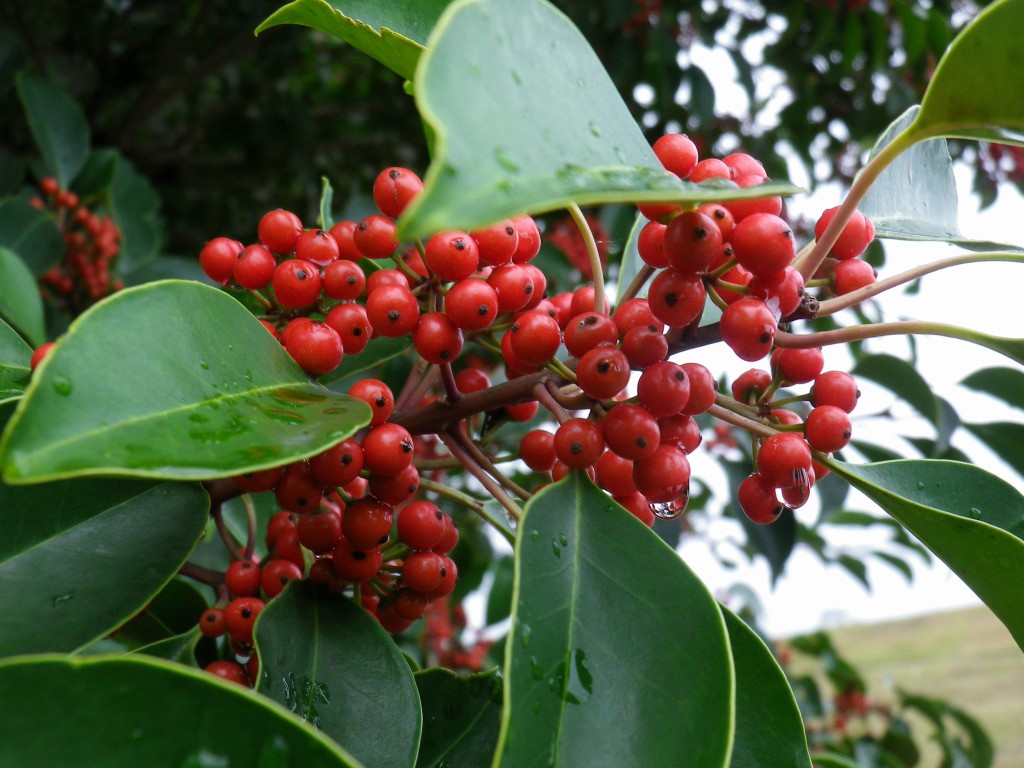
top-left (534, 382), bottom-right (574, 424)
top-left (451, 427), bottom-right (532, 501)
top-left (438, 429), bottom-right (524, 523)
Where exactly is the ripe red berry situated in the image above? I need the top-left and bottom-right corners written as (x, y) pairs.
top-left (29, 342), bottom-right (55, 371)
top-left (342, 496), bottom-right (394, 550)
top-left (296, 509), bottom-right (343, 554)
top-left (663, 210), bottom-right (723, 273)
top-left (272, 259), bottom-right (322, 308)
top-left (595, 450), bottom-right (638, 497)
top-left (402, 551), bottom-right (447, 593)
top-left (814, 207), bottom-right (875, 260)
top-left (652, 133), bottom-right (699, 179)
top-left (689, 158), bottom-right (731, 183)
top-left (274, 461), bottom-right (326, 515)
top-left (325, 302), bottom-right (372, 354)
top-left (730, 213), bottom-right (796, 277)
top-left (731, 368), bottom-right (772, 404)
top-left (348, 379), bottom-right (394, 425)
top-left (563, 312), bottom-right (618, 358)
top-left (576, 346), bottom-right (630, 400)
top-left (637, 361), bottom-right (690, 418)
top-left (554, 418), bottom-right (606, 469)
top-left (361, 423), bottom-right (414, 477)
top-left (328, 220), bottom-right (362, 260)
top-left (488, 263), bottom-right (535, 313)
top-left (354, 215), bottom-right (399, 259)
top-left (519, 429), bottom-right (557, 472)
top-left (261, 559), bottom-right (303, 599)
top-left (397, 501), bottom-right (447, 551)
top-left (773, 347), bottom-right (824, 384)
top-left (812, 370), bottom-right (860, 413)
top-left (833, 259), bottom-right (876, 295)
top-left (454, 367), bottom-right (490, 394)
top-left (373, 167), bottom-right (423, 218)
top-left (719, 297), bottom-right (778, 362)
top-left (748, 266), bottom-right (805, 318)
top-left (224, 597), bottom-right (265, 645)
top-left (282, 319), bottom-right (344, 376)
top-left (200, 237), bottom-right (243, 285)
top-left (637, 220), bottom-right (670, 268)
top-left (199, 607), bottom-right (228, 639)
top-left (510, 215), bottom-right (542, 263)
top-left (309, 438), bottom-right (364, 486)
top-left (322, 258), bottom-right (366, 300)
top-left (659, 414), bottom-right (702, 454)
top-left (444, 278), bottom-right (499, 331)
top-left (368, 464), bottom-right (420, 505)
top-left (620, 324), bottom-right (668, 369)
top-left (472, 219), bottom-right (519, 266)
top-left (509, 310), bottom-right (562, 366)
top-left (756, 433), bottom-right (813, 489)
top-left (425, 231), bottom-right (480, 281)
top-left (633, 444), bottom-right (690, 503)
top-left (332, 541), bottom-right (383, 583)
top-left (647, 268), bottom-right (707, 328)
top-left (680, 363), bottom-right (718, 414)
top-left (602, 404), bottom-right (661, 461)
top-left (295, 229), bottom-right (340, 266)
top-left (804, 405), bottom-right (853, 453)
top-left (366, 284), bottom-right (420, 338)
top-left (205, 660), bottom-right (249, 686)
top-left (258, 209), bottom-right (303, 254)
top-left (233, 244), bottom-right (278, 290)
top-left (413, 311), bottom-right (464, 364)
top-left (738, 473), bottom-right (783, 524)
top-left (225, 560), bottom-right (262, 597)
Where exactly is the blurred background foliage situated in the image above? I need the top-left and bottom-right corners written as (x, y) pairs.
top-left (0, 0), bottom-right (1011, 260)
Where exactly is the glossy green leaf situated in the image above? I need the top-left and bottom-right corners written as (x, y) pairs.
top-left (111, 577), bottom-right (209, 648)
top-left (322, 336), bottom-right (411, 386)
top-left (0, 655), bottom-right (362, 767)
top-left (319, 176), bottom-right (335, 230)
top-left (722, 608), bottom-right (811, 768)
top-left (108, 152), bottom-right (164, 272)
top-left (0, 316), bottom-right (31, 404)
top-left (0, 478), bottom-right (207, 657)
top-left (860, 106), bottom-right (1024, 250)
top-left (827, 459), bottom-right (1024, 652)
top-left (254, 582), bottom-right (421, 768)
top-left (873, 551), bottom-right (914, 583)
top-left (16, 73), bottom-right (90, 187)
top-left (485, 556), bottom-right (514, 627)
top-left (912, 0), bottom-right (1024, 146)
top-left (0, 247), bottom-right (45, 346)
top-left (0, 197), bottom-right (66, 275)
top-left (257, 0), bottom-right (453, 81)
top-left (959, 366), bottom-right (1024, 411)
top-left (399, 0), bottom-right (797, 239)
top-left (0, 280), bottom-right (372, 483)
top-left (852, 353), bottom-right (939, 428)
top-left (964, 422), bottom-right (1024, 479)
top-left (415, 668), bottom-right (502, 768)
top-left (496, 473), bottom-right (734, 767)
top-left (614, 211), bottom-right (650, 301)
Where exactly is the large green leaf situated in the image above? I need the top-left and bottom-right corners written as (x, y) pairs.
top-left (959, 366), bottom-right (1024, 411)
top-left (399, 0), bottom-right (797, 239)
top-left (0, 478), bottom-right (207, 657)
top-left (415, 668), bottom-right (503, 768)
top-left (860, 107), bottom-right (1024, 250)
top-left (257, 0), bottom-right (453, 81)
top-left (15, 73), bottom-right (90, 187)
top-left (721, 608), bottom-right (812, 768)
top-left (851, 353), bottom-right (939, 428)
top-left (827, 459), bottom-right (1024, 652)
top-left (107, 151), bottom-right (164, 272)
top-left (912, 0), bottom-right (1024, 145)
top-left (0, 280), bottom-right (372, 483)
top-left (495, 473), bottom-right (734, 767)
top-left (0, 316), bottom-right (31, 404)
top-left (0, 246), bottom-right (45, 346)
top-left (0, 655), bottom-right (362, 767)
top-left (254, 582), bottom-right (422, 768)
top-left (0, 196), bottom-right (64, 275)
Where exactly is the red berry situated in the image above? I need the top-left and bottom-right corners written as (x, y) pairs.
top-left (205, 660), bottom-right (249, 686)
top-left (325, 303), bottom-right (372, 354)
top-left (322, 259), bottom-right (366, 300)
top-left (576, 346), bottom-right (630, 400)
top-left (814, 207), bottom-right (875, 260)
top-left (234, 244), bottom-right (277, 290)
top-left (29, 342), bottom-right (55, 371)
top-left (595, 450), bottom-right (638, 497)
top-left (812, 371), bottom-right (860, 413)
top-left (348, 379), bottom-right (394, 425)
top-left (402, 551), bottom-right (447, 593)
top-left (773, 347), bottom-right (824, 384)
top-left (366, 284), bottom-right (420, 338)
top-left (472, 219), bottom-right (519, 266)
top-left (554, 418), bottom-right (606, 469)
top-left (282, 319), bottom-right (343, 376)
top-left (328, 220), bottom-right (362, 260)
top-left (425, 231), bottom-right (480, 282)
top-left (804, 405), bottom-right (853, 453)
top-left (637, 221), bottom-right (670, 268)
top-left (354, 215), bottom-right (399, 259)
top-left (731, 368), bottom-right (772, 404)
top-left (653, 133), bottom-right (699, 178)
top-left (332, 541), bottom-right (383, 582)
top-left (756, 433), bottom-right (812, 489)
top-left (274, 462), bottom-right (326, 515)
top-left (199, 608), bottom-right (227, 639)
top-left (738, 473), bottom-right (783, 524)
top-left (413, 311), bottom-right (464, 364)
top-left (620, 323), bottom-right (668, 369)
top-left (633, 444), bottom-right (690, 503)
top-left (833, 259), bottom-right (876, 295)
top-left (444, 278), bottom-right (499, 331)
top-left (509, 310), bottom-right (562, 366)
top-left (488, 263), bottom-right (535, 313)
top-left (258, 209), bottom-right (303, 254)
top-left (342, 496), bottom-right (394, 550)
top-left (225, 560), bottom-right (262, 597)
top-left (368, 464), bottom-right (420, 505)
top-left (563, 312), bottom-right (618, 359)
top-left (519, 429), bottom-right (556, 472)
top-left (730, 213), bottom-right (796, 277)
top-left (637, 361), bottom-right (690, 418)
top-left (272, 259), bottom-right (322, 308)
top-left (720, 297), bottom-right (778, 362)
top-left (602, 404), bottom-right (661, 461)
top-left (261, 559), bottom-right (303, 598)
top-left (510, 215), bottom-right (542, 263)
top-left (224, 597), bottom-right (265, 645)
top-left (296, 509), bottom-right (343, 554)
top-left (663, 210), bottom-right (723, 273)
top-left (648, 268), bottom-right (706, 328)
top-left (689, 158), bottom-right (731, 183)
top-left (294, 229), bottom-right (340, 266)
top-left (397, 501), bottom-right (447, 551)
top-left (680, 362), bottom-right (718, 415)
top-left (373, 167), bottom-right (423, 218)
top-left (659, 414), bottom-right (702, 453)
top-left (200, 237), bottom-right (243, 285)
top-left (361, 423), bottom-right (414, 477)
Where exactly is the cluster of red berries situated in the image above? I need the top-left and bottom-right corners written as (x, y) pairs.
top-left (32, 176), bottom-right (122, 309)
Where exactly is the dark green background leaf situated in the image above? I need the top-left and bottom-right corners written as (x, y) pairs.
top-left (0, 280), bottom-right (371, 483)
top-left (0, 478), bottom-right (207, 657)
top-left (16, 72), bottom-right (90, 187)
top-left (0, 197), bottom-right (64, 275)
top-left (852, 353), bottom-right (939, 428)
top-left (0, 246), bottom-right (45, 346)
top-left (828, 459), bottom-right (1024, 652)
top-left (255, 582), bottom-right (421, 768)
top-left (0, 655), bottom-right (362, 767)
top-left (415, 668), bottom-right (502, 768)
top-left (963, 422), bottom-right (1024, 480)
top-left (959, 366), bottom-right (1024, 411)
top-left (496, 474), bottom-right (733, 767)
top-left (0, 317), bottom-right (31, 403)
top-left (722, 608), bottom-right (812, 768)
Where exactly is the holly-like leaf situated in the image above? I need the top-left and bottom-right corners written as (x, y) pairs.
top-left (964, 421), bottom-right (1024, 479)
top-left (827, 458), bottom-right (1024, 652)
top-left (0, 197), bottom-right (64, 276)
top-left (0, 280), bottom-right (372, 483)
top-left (852, 353), bottom-right (940, 428)
top-left (254, 582), bottom-right (421, 768)
top-left (959, 366), bottom-right (1024, 411)
top-left (399, 0), bottom-right (797, 239)
top-left (0, 317), bottom-right (31, 404)
top-left (0, 655), bottom-right (363, 767)
top-left (496, 473), bottom-right (733, 767)
top-left (0, 247), bottom-right (45, 346)
top-left (15, 73), bottom-right (90, 188)
top-left (722, 607), bottom-right (812, 768)
top-left (912, 0), bottom-right (1024, 146)
top-left (415, 668), bottom-right (502, 768)
top-left (107, 152), bottom-right (164, 273)
top-left (861, 106), bottom-right (1024, 250)
top-left (0, 478), bottom-right (207, 657)
top-left (257, 0), bottom-right (454, 81)
top-left (319, 175), bottom-right (335, 230)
